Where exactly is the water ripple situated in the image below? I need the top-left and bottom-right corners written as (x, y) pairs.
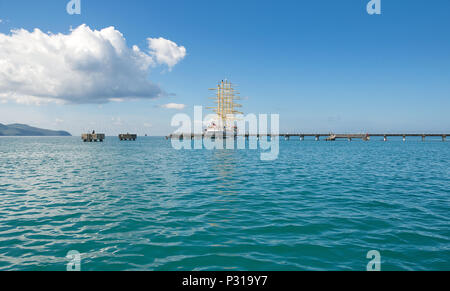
top-left (0, 137), bottom-right (449, 270)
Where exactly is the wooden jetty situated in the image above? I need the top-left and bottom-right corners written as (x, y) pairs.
top-left (167, 133), bottom-right (448, 142)
top-left (82, 133), bottom-right (105, 142)
top-left (119, 133), bottom-right (137, 141)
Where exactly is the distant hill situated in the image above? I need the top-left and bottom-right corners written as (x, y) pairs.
top-left (0, 123), bottom-right (71, 136)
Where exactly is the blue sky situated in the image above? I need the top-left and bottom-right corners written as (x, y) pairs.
top-left (0, 0), bottom-right (449, 135)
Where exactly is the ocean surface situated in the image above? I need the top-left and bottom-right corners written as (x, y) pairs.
top-left (0, 136), bottom-right (449, 271)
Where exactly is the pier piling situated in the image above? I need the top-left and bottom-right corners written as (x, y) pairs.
top-left (119, 134), bottom-right (137, 141)
top-left (82, 133), bottom-right (105, 142)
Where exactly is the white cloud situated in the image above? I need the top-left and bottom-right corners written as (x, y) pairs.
top-left (0, 24), bottom-right (186, 105)
top-left (148, 37), bottom-right (186, 69)
top-left (161, 103), bottom-right (186, 110)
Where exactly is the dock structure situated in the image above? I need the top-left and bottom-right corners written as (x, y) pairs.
top-left (325, 134), bottom-right (371, 141)
top-left (166, 133), bottom-right (449, 142)
top-left (82, 133), bottom-right (105, 142)
top-left (119, 133), bottom-right (137, 141)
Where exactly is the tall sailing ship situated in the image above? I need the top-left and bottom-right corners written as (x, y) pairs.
top-left (205, 79), bottom-right (242, 137)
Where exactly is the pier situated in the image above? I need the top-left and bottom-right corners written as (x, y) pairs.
top-left (166, 81), bottom-right (449, 143)
top-left (82, 133), bottom-right (105, 142)
top-left (166, 133), bottom-right (449, 142)
top-left (119, 133), bottom-right (137, 141)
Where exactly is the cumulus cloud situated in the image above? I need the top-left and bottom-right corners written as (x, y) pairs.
top-left (0, 24), bottom-right (186, 105)
top-left (161, 103), bottom-right (186, 110)
top-left (148, 37), bottom-right (187, 69)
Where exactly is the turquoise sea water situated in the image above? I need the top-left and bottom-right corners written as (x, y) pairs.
top-left (0, 136), bottom-right (449, 271)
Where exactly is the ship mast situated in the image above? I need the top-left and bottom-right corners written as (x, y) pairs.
top-left (207, 79), bottom-right (242, 129)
